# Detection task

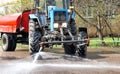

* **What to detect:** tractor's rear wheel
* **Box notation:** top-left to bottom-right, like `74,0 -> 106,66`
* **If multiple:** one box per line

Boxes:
1,33 -> 16,51
70,19 -> 77,36
78,30 -> 88,58
29,20 -> 41,55
63,43 -> 76,55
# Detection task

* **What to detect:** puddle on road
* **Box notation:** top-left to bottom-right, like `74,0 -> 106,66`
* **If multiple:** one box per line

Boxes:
0,52 -> 120,74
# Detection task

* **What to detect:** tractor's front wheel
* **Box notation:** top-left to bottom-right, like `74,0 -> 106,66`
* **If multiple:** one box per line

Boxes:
29,20 -> 41,55
63,43 -> 76,55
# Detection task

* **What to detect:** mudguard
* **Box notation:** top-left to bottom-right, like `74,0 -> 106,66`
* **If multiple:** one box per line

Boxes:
29,14 -> 37,19
29,14 -> 47,26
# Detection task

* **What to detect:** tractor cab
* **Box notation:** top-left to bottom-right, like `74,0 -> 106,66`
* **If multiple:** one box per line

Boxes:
40,0 -> 72,10
32,0 -> 75,31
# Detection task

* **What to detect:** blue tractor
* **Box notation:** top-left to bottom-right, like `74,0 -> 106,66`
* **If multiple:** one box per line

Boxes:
29,0 -> 89,58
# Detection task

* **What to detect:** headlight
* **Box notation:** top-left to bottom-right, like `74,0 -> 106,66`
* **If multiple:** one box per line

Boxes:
62,23 -> 67,28
68,9 -> 71,13
53,23 -> 59,28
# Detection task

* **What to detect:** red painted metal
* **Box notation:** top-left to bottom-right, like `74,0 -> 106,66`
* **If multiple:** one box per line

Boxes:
21,10 -> 31,32
0,13 -> 21,33
0,10 -> 31,33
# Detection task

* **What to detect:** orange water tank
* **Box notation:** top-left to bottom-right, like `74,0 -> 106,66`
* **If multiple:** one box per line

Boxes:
0,13 -> 22,33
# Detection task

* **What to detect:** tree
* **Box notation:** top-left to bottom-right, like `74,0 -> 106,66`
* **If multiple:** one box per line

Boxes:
74,0 -> 119,45
0,0 -> 34,15
21,0 -> 33,11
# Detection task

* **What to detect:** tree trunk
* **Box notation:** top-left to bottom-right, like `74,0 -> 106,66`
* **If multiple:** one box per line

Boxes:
97,29 -> 106,45
97,14 -> 106,46
103,17 -> 115,46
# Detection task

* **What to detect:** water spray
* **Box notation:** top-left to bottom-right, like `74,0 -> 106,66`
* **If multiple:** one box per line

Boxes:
32,47 -> 43,63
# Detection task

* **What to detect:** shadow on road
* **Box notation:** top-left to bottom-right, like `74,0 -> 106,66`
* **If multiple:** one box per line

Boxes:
87,49 -> 120,59
0,56 -> 21,60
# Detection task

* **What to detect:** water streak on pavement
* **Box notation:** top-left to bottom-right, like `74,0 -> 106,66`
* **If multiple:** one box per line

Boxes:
0,52 -> 120,74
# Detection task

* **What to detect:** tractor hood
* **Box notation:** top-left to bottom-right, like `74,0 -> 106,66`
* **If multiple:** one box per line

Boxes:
48,6 -> 69,31
48,6 -> 68,22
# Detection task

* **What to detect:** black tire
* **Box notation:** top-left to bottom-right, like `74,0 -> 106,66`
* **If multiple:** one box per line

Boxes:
78,45 -> 87,58
63,19 -> 77,55
1,33 -> 16,51
29,20 -> 41,55
78,31 -> 87,58
69,19 -> 77,36
11,35 -> 17,50
79,31 -> 87,39
63,43 -> 76,55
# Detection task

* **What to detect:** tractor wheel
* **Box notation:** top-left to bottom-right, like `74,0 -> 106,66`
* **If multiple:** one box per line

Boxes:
79,31 -> 87,39
29,20 -> 41,55
1,33 -> 16,51
63,43 -> 76,55
70,19 -> 77,36
78,31 -> 87,58
78,45 -> 87,58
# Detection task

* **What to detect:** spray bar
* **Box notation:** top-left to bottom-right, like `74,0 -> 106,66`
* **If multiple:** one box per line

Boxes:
40,39 -> 88,45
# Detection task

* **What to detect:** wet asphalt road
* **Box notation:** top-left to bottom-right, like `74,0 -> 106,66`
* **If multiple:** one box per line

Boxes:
0,47 -> 120,74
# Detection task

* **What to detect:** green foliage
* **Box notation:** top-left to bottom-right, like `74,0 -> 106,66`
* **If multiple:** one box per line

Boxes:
90,37 -> 120,47
21,0 -> 33,11
74,0 -> 120,46
0,0 -> 34,15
